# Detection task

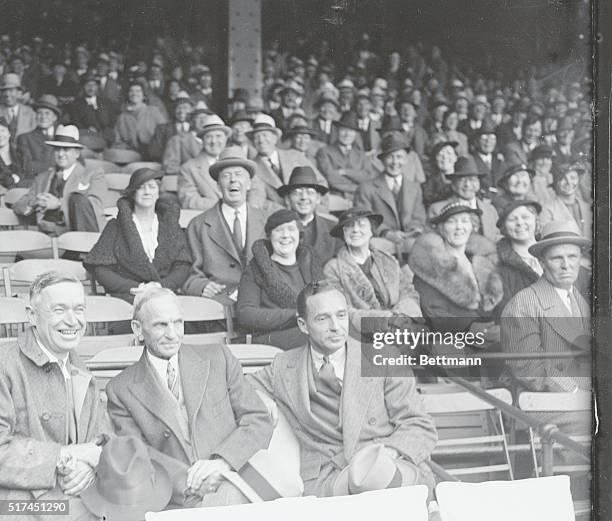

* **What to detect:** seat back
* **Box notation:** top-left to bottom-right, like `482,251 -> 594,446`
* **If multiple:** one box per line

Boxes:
4,259 -> 88,296
123,161 -> 163,175
0,230 -> 53,254
0,295 -> 28,340
85,158 -> 120,174
0,207 -> 20,228
161,174 -> 178,193
53,232 -> 101,258
435,475 -> 575,521
103,173 -> 130,207
422,388 -> 514,480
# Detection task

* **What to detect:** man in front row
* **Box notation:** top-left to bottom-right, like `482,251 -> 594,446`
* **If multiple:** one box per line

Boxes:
0,272 -> 110,520
106,287 -> 274,507
248,280 -> 437,497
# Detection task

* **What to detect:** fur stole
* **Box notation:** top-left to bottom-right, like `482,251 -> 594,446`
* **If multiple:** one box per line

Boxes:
250,239 -> 323,308
496,237 -> 540,283
408,232 -> 503,311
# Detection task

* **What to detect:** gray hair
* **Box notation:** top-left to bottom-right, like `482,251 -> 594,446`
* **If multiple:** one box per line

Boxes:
29,271 -> 83,306
132,287 -> 179,322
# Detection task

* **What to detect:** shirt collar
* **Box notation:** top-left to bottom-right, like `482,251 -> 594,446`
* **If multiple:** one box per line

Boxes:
310,344 -> 347,381
58,162 -> 78,181
221,202 -> 247,220
33,330 -> 70,378
146,349 -> 179,380
385,173 -> 402,190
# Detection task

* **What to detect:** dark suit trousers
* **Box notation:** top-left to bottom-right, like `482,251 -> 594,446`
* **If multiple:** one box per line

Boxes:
67,192 -> 99,232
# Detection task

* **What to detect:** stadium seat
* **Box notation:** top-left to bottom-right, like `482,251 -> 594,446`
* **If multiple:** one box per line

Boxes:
52,231 -> 101,258
0,295 -> 28,342
226,343 -> 282,368
85,158 -> 121,174
161,174 -> 178,193
422,388 -> 514,480
3,259 -> 88,296
177,295 -> 234,343
178,209 -> 203,228
123,161 -> 163,175
103,173 -> 130,207
328,193 -> 353,213
435,475 -> 575,521
0,207 -> 20,228
103,148 -> 142,165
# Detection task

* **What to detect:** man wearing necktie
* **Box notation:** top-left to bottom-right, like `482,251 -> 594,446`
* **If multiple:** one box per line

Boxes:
106,287 -> 274,507
248,280 -> 437,497
0,272 -> 111,520
0,72 -> 36,138
501,220 -> 592,393
148,92 -> 193,162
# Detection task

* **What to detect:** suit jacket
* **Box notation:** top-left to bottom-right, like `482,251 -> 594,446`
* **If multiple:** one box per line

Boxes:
404,124 -> 429,159
470,152 -> 506,188
248,338 -> 437,495
496,122 -> 521,146
69,96 -> 118,139
0,328 -> 110,508
355,116 -> 381,152
253,149 -> 328,210
501,277 -> 591,392
540,194 -> 592,239
502,140 -> 531,166
106,344 -> 273,504
301,213 -> 341,266
99,75 -> 122,104
163,132 -> 202,175
310,118 -> 339,145
16,127 -> 56,179
178,154 -> 266,211
12,162 -> 107,233
0,103 -> 37,138
315,144 -> 376,195
183,202 -> 267,296
353,173 -> 427,237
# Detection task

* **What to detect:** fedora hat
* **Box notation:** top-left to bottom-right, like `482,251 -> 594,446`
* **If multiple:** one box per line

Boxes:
528,220 -> 590,258
496,199 -> 542,229
209,145 -> 257,181
429,140 -> 458,159
45,125 -> 84,148
550,161 -> 585,186
473,117 -> 497,138
230,109 -> 254,126
197,114 -> 232,139
33,94 -> 61,116
332,444 -> 421,496
430,201 -> 482,225
378,115 -> 403,134
314,93 -> 340,109
331,208 -> 383,238
497,163 -> 535,187
529,144 -> 553,161
337,78 -> 355,91
335,112 -> 360,132
377,133 -> 411,160
246,113 -> 283,138
81,436 -> 171,521
277,166 -> 329,197
0,73 -> 23,90
122,167 -> 164,197
284,123 -> 317,138
173,91 -> 193,107
281,80 -> 304,97
447,156 -> 486,178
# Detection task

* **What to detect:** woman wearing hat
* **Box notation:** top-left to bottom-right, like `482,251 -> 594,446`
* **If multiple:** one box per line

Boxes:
84,168 -> 192,303
421,140 -> 458,208
323,208 -> 421,332
430,109 -> 469,158
540,161 -> 592,239
114,82 -> 167,156
0,117 -> 21,190
408,201 -> 503,337
529,145 -> 555,206
236,209 -> 323,349
491,163 -> 537,214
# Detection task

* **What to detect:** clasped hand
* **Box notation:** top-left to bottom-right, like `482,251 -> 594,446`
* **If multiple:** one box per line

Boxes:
185,458 -> 231,499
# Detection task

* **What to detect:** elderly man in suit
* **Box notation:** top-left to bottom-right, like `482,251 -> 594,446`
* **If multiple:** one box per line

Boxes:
353,134 -> 426,249
106,286 -> 274,507
183,148 -> 267,300
68,73 -> 118,149
0,272 -> 111,520
17,94 -> 61,179
316,112 -> 376,198
162,102 -> 210,175
0,73 -> 36,138
12,125 -> 107,235
279,166 -> 340,265
95,53 -> 122,104
310,95 -> 340,145
248,280 -> 437,497
250,113 -> 327,211
148,91 -> 193,162
501,220 -> 591,393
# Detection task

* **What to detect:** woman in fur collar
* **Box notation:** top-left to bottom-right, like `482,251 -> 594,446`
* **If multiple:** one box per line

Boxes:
323,208 -> 421,333
236,209 -> 323,349
84,168 -> 192,302
408,201 -> 503,339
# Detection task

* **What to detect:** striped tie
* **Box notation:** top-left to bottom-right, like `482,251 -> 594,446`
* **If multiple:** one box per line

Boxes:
167,362 -> 180,401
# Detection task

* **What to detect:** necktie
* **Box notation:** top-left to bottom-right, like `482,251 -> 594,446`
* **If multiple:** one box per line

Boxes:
360,119 -> 368,131
393,177 -> 401,195
8,107 -> 16,122
319,356 -> 342,394
568,290 -> 581,317
232,209 -> 243,253
61,360 -> 78,443
167,362 -> 179,401
267,157 -> 282,180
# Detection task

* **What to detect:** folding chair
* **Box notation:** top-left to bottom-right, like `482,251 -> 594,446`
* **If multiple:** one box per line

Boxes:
0,230 -> 54,273
123,161 -> 163,175
517,391 -> 591,477
178,209 -> 203,228
0,207 -> 20,228
177,295 -> 234,344
85,158 -> 121,174
422,388 -> 514,480
52,231 -> 101,258
435,475 -> 575,521
328,193 -> 353,213
86,346 -> 144,384
161,174 -> 178,193
3,259 -> 88,296
227,343 -> 282,369
0,295 -> 29,343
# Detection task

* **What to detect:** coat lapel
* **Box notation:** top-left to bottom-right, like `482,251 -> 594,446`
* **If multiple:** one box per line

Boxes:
128,352 -> 191,459
279,346 -> 313,425
373,174 -> 400,224
70,364 -> 93,439
206,203 -> 241,262
341,338 -> 376,458
178,347 -> 210,425
256,156 -> 283,189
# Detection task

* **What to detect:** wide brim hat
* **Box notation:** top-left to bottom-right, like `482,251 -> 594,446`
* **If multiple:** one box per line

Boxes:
230,109 -> 254,125
122,168 -> 164,197
448,156 -> 488,178
277,166 -> 329,197
197,114 -> 232,139
332,444 -> 421,496
81,458 -> 171,521
284,124 -> 317,138
528,220 -> 591,257
496,199 -> 542,229
335,112 -> 360,132
377,134 -> 411,160
550,161 -> 586,187
246,114 -> 283,138
330,208 -> 383,238
33,95 -> 61,117
497,163 -> 535,187
529,145 -> 554,161
209,146 -> 257,181
429,140 -> 458,159
430,201 -> 482,225
45,125 -> 84,148
314,95 -> 340,109
0,73 -> 23,90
